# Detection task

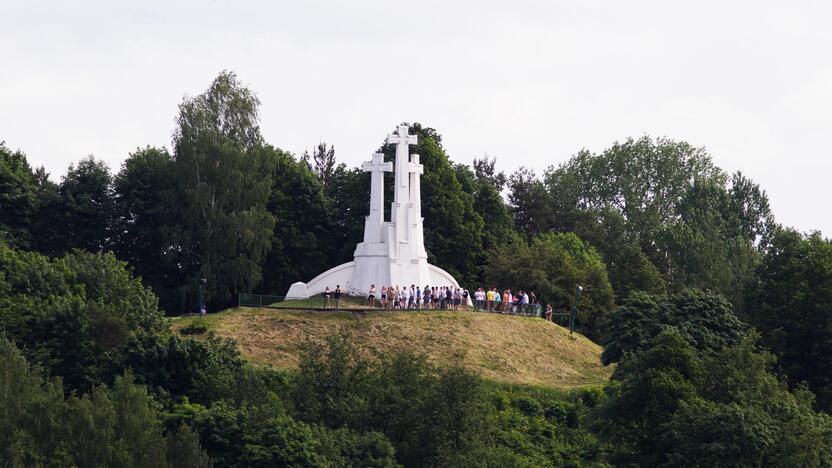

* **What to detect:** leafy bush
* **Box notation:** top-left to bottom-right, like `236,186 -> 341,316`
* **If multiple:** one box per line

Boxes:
0,336 -> 209,467
179,319 -> 209,335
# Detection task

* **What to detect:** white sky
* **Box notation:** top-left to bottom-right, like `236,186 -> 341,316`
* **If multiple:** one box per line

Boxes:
2,1 -> 831,235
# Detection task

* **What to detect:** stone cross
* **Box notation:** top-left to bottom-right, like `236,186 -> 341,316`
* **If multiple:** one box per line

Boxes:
409,154 -> 424,208
361,153 -> 393,242
387,126 -> 418,203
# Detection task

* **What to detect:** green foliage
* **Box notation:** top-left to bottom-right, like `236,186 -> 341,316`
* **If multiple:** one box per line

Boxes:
54,156 -> 116,254
456,157 -> 519,259
170,70 -> 276,311
485,232 -> 614,340
287,333 -> 607,467
327,165 -> 371,262
113,146 -> 180,310
167,424 -> 212,468
573,208 -> 667,298
0,336 -> 209,467
124,331 -> 244,404
547,137 -> 722,246
748,228 -> 832,410
169,395 -> 399,467
0,244 -> 164,391
0,243 -> 244,404
545,137 -> 774,309
657,174 -> 769,310
261,147 -> 335,296
598,330 -> 832,466
602,290 -> 747,365
306,141 -> 337,192
179,318 -> 209,335
0,142 -> 37,249
508,166 -> 552,241
292,334 -> 371,428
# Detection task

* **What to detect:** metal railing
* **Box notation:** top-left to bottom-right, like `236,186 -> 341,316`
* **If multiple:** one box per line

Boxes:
238,293 -> 552,318
238,293 -> 288,308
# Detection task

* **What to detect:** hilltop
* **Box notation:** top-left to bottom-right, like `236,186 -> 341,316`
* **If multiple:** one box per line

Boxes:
172,305 -> 612,389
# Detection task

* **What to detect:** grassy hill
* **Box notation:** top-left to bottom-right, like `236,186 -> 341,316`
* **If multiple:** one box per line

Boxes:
172,306 -> 612,390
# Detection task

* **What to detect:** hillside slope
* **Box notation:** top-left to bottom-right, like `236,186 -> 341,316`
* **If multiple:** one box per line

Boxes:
172,308 -> 612,389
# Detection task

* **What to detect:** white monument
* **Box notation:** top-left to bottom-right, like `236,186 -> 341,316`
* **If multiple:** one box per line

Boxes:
285,125 -> 460,299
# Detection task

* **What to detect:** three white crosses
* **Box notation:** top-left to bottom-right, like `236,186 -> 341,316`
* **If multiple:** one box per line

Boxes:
360,125 -> 426,263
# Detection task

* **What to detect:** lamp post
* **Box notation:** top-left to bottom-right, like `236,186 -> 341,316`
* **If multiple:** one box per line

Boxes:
198,278 -> 207,317
570,285 -> 583,335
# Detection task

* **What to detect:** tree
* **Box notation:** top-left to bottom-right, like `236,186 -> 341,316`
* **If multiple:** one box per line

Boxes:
456,158 -> 518,257
170,70 -> 276,310
50,156 -> 115,254
657,176 -> 765,311
0,244 -> 166,392
574,208 -> 667,298
597,330 -> 832,466
545,138 -> 774,309
601,290 -> 747,366
167,424 -> 212,468
508,167 -> 551,241
291,334 -> 370,429
747,228 -> 832,410
485,232 -> 614,340
0,336 -> 210,467
546,137 -> 722,251
110,371 -> 169,466
327,165 -> 370,262
260,147 -> 335,295
306,141 -> 337,192
113,146 -> 180,311
0,142 -> 37,249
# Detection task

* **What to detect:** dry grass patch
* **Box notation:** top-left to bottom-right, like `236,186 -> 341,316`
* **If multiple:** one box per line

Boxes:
171,308 -> 612,389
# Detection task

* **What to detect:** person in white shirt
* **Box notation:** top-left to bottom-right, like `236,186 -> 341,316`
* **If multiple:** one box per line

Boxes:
368,284 -> 377,307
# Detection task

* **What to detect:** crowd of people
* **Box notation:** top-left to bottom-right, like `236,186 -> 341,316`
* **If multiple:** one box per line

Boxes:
368,284 -> 469,310
321,284 -> 554,320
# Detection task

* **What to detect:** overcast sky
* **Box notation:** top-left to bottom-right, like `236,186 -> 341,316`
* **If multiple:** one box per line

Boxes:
2,1 -> 830,235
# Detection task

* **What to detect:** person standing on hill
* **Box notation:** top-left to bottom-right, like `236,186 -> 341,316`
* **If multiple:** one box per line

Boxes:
334,285 -> 342,309
368,284 -> 377,308
323,286 -> 331,309
493,288 -> 501,312
416,286 -> 422,309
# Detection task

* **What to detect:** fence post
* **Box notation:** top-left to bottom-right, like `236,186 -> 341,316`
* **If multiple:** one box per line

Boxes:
570,285 -> 583,335
258,295 -> 262,308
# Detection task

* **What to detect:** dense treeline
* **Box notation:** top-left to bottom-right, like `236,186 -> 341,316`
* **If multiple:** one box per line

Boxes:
3,70 -> 832,465
1,249 -> 830,465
